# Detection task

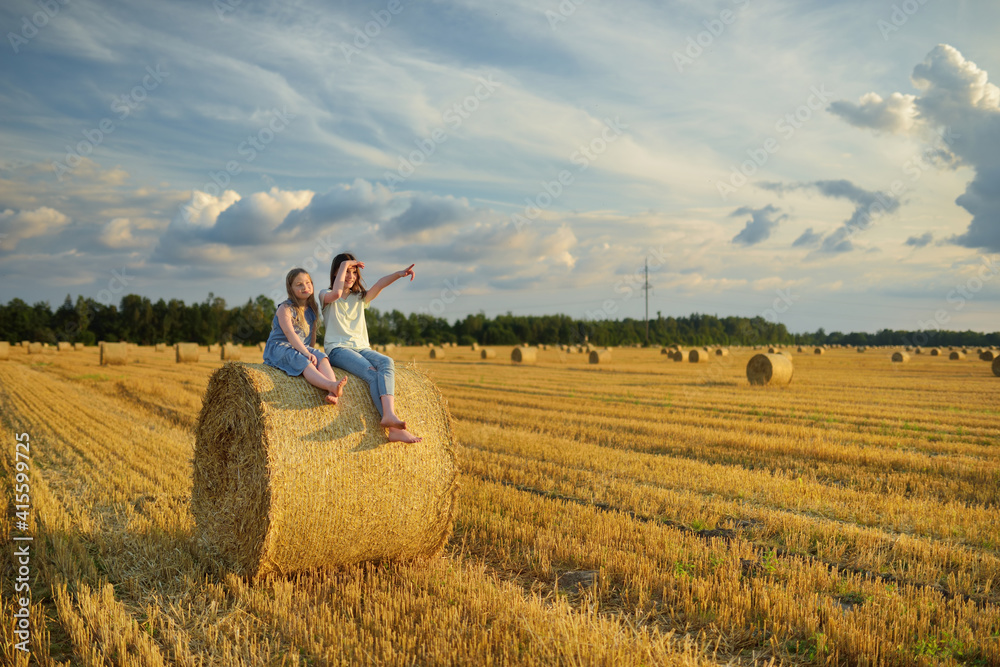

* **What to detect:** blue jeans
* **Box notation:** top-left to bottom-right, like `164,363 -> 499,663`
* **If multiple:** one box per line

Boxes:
326,347 -> 395,417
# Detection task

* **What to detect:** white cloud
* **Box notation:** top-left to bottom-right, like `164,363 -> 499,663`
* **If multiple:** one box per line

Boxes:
0,206 -> 70,249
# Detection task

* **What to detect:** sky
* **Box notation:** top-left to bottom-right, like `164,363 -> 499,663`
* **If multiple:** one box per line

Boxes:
1,0 -> 999,334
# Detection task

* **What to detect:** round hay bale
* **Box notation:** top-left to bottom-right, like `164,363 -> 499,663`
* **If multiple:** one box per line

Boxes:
73,343 -> 84,351
155,343 -> 167,352
767,347 -> 778,354
746,353 -> 793,386
471,343 -> 479,351
258,342 -> 266,352
671,350 -> 686,362
56,342 -> 71,351
778,351 -> 793,360
949,351 -> 966,360
993,357 -> 1000,377
857,346 -> 866,353
100,342 -> 128,366
480,348 -> 496,359
20,341 -> 29,348
511,347 -> 537,364
891,351 -> 910,363
0,342 -> 9,360
589,349 -> 611,364
914,347 -> 922,354
688,349 -> 710,363
192,362 -> 457,579
797,346 -> 805,353
27,342 -> 42,354
429,347 -> 445,359
176,343 -> 200,363
980,350 -> 996,361
660,348 -> 671,355
221,343 -> 241,361
813,348 -> 825,355
715,348 -> 730,357
208,344 -> 219,353
929,348 -> 941,356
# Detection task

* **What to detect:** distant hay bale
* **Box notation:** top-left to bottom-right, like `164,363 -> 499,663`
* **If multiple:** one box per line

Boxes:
208,344 -> 219,353
994,357 -> 1000,377
471,343 -> 479,351
540,344 -> 548,351
857,346 -> 867,353
904,346 -> 912,352
797,346 -> 805,353
814,348 -> 824,355
20,341 -> 29,348
892,351 -> 910,363
192,362 -> 457,579
767,347 -> 778,354
57,342 -> 71,351
429,347 -> 445,359
672,350 -> 686,362
715,348 -> 730,357
949,351 -> 966,360
688,349 -> 710,363
221,343 -> 241,361
100,342 -> 128,366
480,348 -> 496,359
0,342 -> 8,360
914,347 -> 922,354
155,343 -> 167,352
589,349 -> 611,364
661,348 -> 671,355
511,347 -> 537,364
778,351 -> 793,360
929,348 -> 941,356
27,342 -> 42,354
73,343 -> 84,351
176,343 -> 200,363
980,350 -> 996,361
258,342 -> 266,352
746,353 -> 793,386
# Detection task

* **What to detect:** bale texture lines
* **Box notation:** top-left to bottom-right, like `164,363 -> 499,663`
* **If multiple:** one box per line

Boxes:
100,342 -> 128,366
192,362 -> 458,579
511,347 -> 537,364
176,343 -> 200,363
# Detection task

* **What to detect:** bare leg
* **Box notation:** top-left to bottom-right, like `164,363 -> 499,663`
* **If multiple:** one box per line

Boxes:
302,365 -> 347,405
379,394 -> 406,429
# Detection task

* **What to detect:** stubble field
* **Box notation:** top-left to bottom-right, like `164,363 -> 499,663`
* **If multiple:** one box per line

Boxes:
1,344 -> 998,666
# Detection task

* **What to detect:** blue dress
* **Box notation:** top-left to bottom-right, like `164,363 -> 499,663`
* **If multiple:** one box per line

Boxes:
262,300 -> 328,376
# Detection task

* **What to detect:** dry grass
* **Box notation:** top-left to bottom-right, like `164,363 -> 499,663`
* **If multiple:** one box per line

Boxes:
2,345 -> 999,665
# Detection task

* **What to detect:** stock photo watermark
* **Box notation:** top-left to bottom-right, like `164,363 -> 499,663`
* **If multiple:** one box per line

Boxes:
716,85 -> 833,201
382,75 -> 500,192
545,0 -> 588,30
877,0 -> 933,40
511,116 -> 628,231
340,0 -> 408,62
585,246 -> 669,321
11,431 -> 33,653
417,277 -> 462,317
7,0 -> 70,53
52,64 -> 170,181
673,0 -> 750,73
180,108 -> 296,221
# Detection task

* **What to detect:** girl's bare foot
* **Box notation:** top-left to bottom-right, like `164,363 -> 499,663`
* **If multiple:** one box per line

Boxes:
387,427 -> 422,443
326,377 -> 348,404
380,413 -> 406,430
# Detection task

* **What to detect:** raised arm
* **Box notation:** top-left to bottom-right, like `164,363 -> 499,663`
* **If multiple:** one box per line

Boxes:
321,259 -> 365,304
365,264 -> 415,304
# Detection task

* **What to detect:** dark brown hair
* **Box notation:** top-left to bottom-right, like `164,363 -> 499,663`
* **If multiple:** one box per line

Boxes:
330,252 -> 367,299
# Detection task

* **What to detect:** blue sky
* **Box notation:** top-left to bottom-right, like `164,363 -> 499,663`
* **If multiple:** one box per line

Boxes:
2,0 -> 999,333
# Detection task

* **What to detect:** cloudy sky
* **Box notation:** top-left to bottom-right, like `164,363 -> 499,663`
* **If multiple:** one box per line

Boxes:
2,0 -> 999,333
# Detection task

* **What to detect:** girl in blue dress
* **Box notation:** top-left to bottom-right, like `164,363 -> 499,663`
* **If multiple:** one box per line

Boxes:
263,267 -> 347,404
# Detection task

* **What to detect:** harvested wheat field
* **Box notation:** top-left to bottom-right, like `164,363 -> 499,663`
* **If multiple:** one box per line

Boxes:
2,344 -> 999,665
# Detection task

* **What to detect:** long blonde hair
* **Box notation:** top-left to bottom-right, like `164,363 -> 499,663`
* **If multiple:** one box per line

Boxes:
285,268 -> 318,334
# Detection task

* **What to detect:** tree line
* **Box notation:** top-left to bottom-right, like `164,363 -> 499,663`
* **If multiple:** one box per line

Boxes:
1,294 -> 997,349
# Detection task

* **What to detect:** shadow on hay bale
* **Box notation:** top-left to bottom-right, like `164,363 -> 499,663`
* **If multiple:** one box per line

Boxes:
192,362 -> 458,579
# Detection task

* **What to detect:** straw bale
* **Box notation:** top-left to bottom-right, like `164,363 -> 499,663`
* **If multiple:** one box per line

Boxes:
671,350 -> 685,362
813,348 -> 824,355
891,351 -> 910,363
155,343 -> 167,352
661,348 -> 671,355
746,353 -> 793,386
20,341 -> 29,348
857,346 -> 866,353
994,357 -> 1000,377
221,343 -> 241,361
778,351 -> 793,360
0,342 -> 8,360
56,342 -> 71,351
429,347 -> 445,359
767,347 -> 778,354
471,343 -> 479,351
980,350 -> 996,361
589,349 -> 611,364
929,348 -> 941,356
100,342 -> 128,366
511,347 -> 537,364
208,344 -> 219,353
176,343 -> 200,363
797,346 -> 805,353
192,362 -> 457,579
480,348 -> 496,359
27,342 -> 42,354
688,349 -> 710,363
949,351 -> 966,360
914,347 -> 922,354
715,348 -> 730,357
540,344 -> 548,351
